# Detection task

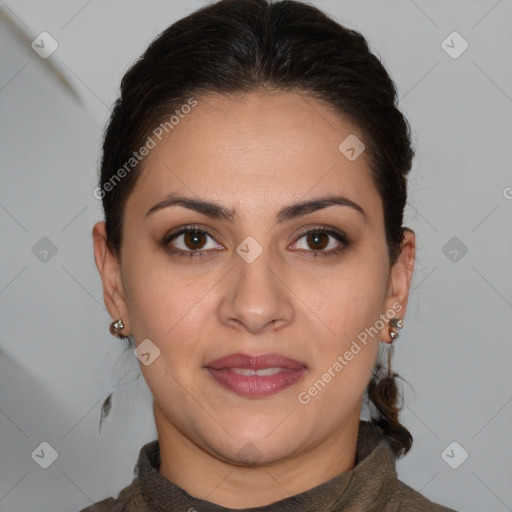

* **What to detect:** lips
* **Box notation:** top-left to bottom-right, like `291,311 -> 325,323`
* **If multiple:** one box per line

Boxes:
205,353 -> 307,397
206,353 -> 307,370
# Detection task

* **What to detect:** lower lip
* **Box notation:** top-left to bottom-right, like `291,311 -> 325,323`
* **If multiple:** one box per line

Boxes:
206,368 -> 307,397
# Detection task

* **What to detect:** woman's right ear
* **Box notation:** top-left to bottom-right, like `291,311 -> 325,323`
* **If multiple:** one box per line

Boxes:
92,221 -> 131,334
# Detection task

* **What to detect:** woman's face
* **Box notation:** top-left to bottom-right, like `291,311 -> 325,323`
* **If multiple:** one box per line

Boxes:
94,91 -> 414,466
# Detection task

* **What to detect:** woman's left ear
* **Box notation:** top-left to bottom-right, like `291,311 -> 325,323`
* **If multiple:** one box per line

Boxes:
382,228 -> 415,342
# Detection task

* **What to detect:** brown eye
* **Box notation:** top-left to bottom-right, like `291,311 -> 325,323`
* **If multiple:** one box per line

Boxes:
291,227 -> 349,258
183,230 -> 208,250
305,231 -> 329,251
162,226 -> 223,258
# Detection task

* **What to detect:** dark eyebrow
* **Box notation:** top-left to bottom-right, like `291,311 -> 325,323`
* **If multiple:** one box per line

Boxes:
277,195 -> 367,223
145,193 -> 367,223
145,194 -> 237,221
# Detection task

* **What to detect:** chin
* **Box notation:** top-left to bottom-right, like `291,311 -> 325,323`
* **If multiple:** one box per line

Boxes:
214,438 -> 299,467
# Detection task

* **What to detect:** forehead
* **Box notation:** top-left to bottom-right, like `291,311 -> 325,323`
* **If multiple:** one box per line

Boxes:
126,91 -> 381,220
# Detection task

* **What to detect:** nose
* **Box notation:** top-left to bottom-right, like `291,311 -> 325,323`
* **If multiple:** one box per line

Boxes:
217,250 -> 295,335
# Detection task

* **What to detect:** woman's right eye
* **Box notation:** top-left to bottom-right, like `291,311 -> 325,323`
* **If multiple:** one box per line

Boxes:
162,227 -> 223,258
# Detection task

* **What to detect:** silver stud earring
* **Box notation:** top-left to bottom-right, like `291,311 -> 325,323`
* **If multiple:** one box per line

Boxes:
109,319 -> 127,339
390,318 -> 404,330
388,318 -> 403,342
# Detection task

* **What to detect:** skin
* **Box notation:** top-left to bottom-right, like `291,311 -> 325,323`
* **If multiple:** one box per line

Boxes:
93,91 -> 415,509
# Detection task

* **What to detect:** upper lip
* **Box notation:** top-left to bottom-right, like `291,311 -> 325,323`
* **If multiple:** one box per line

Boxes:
205,353 -> 307,370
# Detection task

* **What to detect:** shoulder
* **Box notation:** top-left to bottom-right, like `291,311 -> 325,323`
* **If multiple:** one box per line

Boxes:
77,440 -> 159,512
77,483 -> 145,512
355,422 -> 459,511
389,479 -> 459,512
78,497 -> 116,512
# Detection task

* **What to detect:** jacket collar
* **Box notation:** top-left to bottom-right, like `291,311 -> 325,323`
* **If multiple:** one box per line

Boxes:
133,420 -> 398,511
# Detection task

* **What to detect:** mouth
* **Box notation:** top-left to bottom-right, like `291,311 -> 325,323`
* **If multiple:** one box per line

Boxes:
205,353 -> 308,397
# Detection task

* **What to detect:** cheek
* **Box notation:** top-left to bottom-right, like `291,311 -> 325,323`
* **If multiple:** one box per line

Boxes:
123,260 -> 211,397
305,260 -> 389,349
121,239 -> 189,325
304,282 -> 384,396
296,273 -> 385,418
297,249 -> 389,407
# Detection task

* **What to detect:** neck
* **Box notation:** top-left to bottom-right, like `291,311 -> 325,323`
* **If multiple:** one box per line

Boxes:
154,402 -> 360,509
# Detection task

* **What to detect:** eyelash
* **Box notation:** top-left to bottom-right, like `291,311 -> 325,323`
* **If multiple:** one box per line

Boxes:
161,224 -> 350,260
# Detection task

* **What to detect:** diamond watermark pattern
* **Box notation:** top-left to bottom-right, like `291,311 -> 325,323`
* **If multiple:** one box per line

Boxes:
32,237 -> 58,263
236,236 -> 263,263
441,31 -> 468,59
442,236 -> 468,263
237,442 -> 263,464
31,32 -> 59,59
31,442 -> 58,469
441,441 -> 469,469
338,134 -> 365,161
134,338 -> 161,366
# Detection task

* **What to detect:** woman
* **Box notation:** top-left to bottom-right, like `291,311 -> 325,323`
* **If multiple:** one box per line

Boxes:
84,0 -> 457,510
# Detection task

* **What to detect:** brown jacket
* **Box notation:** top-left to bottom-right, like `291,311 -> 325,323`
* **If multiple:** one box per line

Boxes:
79,421 -> 458,511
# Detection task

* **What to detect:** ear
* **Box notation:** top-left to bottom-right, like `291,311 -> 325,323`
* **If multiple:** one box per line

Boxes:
92,221 -> 131,336
381,228 -> 415,343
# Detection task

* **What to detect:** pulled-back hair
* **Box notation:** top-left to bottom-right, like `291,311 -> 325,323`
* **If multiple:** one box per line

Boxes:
98,0 -> 414,457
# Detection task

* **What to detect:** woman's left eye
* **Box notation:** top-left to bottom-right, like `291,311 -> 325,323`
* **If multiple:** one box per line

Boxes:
290,227 -> 349,257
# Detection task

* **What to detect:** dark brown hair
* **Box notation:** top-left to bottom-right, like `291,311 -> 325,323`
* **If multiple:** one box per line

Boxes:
98,0 -> 414,457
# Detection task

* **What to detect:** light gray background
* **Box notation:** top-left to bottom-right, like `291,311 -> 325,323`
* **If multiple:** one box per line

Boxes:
1,1 -> 511,511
